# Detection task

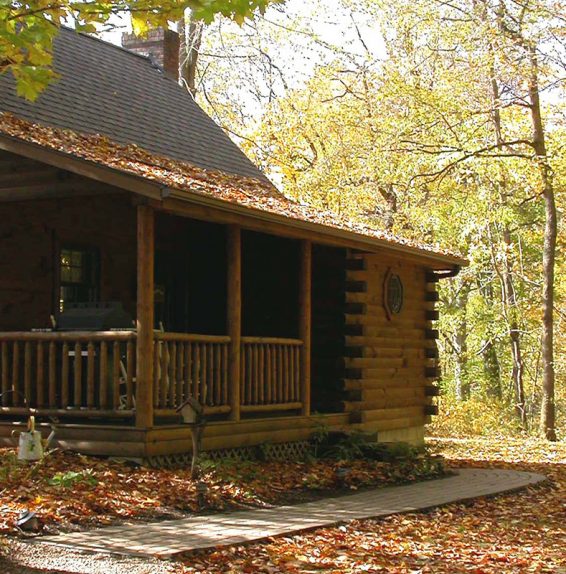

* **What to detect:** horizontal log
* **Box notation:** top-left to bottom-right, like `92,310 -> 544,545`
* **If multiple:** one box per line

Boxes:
425,329 -> 439,340
350,406 -> 424,424
155,332 -> 231,343
425,385 -> 440,397
353,326 -> 425,339
0,331 -> 137,342
345,336 -> 428,348
0,407 -> 135,418
345,315 -> 427,328
425,310 -> 440,321
344,357 -> 424,369
425,271 -> 440,283
341,378 -> 427,391
352,416 -> 426,433
154,405 -> 232,417
344,347 -> 425,360
240,402 -> 302,413
343,395 -> 426,412
241,336 -> 303,346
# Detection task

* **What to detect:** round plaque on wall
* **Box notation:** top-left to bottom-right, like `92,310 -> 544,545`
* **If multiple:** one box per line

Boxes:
384,268 -> 404,319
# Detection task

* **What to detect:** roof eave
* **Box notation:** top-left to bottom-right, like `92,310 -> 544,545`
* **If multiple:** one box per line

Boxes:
0,133 -> 468,269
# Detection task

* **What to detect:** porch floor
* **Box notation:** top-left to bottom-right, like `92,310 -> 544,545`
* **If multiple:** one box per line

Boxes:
37,468 -> 544,558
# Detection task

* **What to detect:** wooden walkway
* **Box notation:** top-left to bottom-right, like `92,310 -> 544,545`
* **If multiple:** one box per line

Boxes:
39,468 -> 545,558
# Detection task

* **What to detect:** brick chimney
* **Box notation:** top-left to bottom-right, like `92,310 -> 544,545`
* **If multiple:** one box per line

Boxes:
121,28 -> 180,81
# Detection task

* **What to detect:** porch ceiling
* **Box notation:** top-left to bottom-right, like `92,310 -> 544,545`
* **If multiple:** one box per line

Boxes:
0,114 -> 467,270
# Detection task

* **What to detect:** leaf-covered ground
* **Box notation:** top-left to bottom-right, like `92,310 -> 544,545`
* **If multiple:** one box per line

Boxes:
0,447 -> 441,534
0,438 -> 564,573
179,438 -> 566,573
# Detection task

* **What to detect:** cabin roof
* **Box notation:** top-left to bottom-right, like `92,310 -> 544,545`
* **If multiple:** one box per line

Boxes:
0,112 -> 466,267
0,27 -> 267,182
0,29 -> 465,267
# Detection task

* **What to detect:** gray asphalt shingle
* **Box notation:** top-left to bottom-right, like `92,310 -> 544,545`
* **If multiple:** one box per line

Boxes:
0,27 -> 267,182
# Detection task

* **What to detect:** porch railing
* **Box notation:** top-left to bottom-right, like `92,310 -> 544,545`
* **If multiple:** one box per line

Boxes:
153,332 -> 231,415
0,331 -> 137,417
240,337 -> 303,412
0,331 -> 304,419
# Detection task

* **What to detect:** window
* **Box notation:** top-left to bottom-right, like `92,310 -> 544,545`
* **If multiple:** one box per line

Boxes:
59,247 -> 100,311
383,268 -> 404,319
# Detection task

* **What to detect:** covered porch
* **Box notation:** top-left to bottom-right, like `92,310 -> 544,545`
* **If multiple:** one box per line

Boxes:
0,166 -> 349,454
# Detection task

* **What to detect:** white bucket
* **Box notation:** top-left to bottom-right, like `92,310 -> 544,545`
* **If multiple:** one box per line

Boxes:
17,430 -> 44,461
14,416 -> 44,461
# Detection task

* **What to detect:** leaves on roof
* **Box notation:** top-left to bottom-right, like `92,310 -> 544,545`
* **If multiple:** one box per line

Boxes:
0,112 -> 464,262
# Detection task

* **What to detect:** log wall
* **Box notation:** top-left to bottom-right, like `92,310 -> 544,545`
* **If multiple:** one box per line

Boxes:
342,251 -> 440,440
0,194 -> 137,330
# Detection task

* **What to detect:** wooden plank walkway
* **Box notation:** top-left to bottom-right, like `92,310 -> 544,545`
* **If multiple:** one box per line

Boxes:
38,468 -> 545,558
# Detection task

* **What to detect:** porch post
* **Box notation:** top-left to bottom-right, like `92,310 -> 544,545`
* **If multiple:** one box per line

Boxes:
299,240 -> 312,416
227,225 -> 241,421
136,204 -> 155,428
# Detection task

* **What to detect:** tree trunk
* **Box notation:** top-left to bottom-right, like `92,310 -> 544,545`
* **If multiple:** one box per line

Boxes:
489,72 -> 526,426
481,339 -> 501,398
528,46 -> 557,441
452,286 -> 470,400
501,227 -> 527,427
177,12 -> 203,97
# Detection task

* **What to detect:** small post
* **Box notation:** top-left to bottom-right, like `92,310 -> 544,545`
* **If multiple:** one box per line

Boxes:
227,225 -> 242,421
299,240 -> 312,416
136,204 -> 155,428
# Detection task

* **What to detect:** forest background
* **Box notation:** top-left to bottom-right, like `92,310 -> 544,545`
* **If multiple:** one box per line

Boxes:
4,0 -> 564,440
166,0 -> 566,441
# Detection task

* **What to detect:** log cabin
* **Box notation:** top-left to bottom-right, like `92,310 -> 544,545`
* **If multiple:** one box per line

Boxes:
0,27 -> 465,460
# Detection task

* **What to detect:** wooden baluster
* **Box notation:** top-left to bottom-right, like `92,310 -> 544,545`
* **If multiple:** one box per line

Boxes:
169,342 -> 177,407
250,344 -> 257,405
283,345 -> 291,403
1,342 -> 8,406
87,341 -> 95,408
258,345 -> 265,405
265,345 -> 272,404
207,344 -> 214,405
99,341 -> 108,409
160,342 -> 169,407
61,342 -> 70,408
278,345 -> 284,403
11,342 -> 20,407
214,344 -> 221,406
153,341 -> 160,408
189,343 -> 193,400
201,344 -> 208,405
222,343 -> 228,405
112,341 -> 121,409
295,345 -> 301,401
36,342 -> 44,407
24,342 -> 32,408
176,343 -> 184,406
74,342 -> 82,407
126,340 -> 135,409
240,343 -> 246,405
49,341 -> 57,408
247,344 -> 253,405
192,343 -> 200,401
